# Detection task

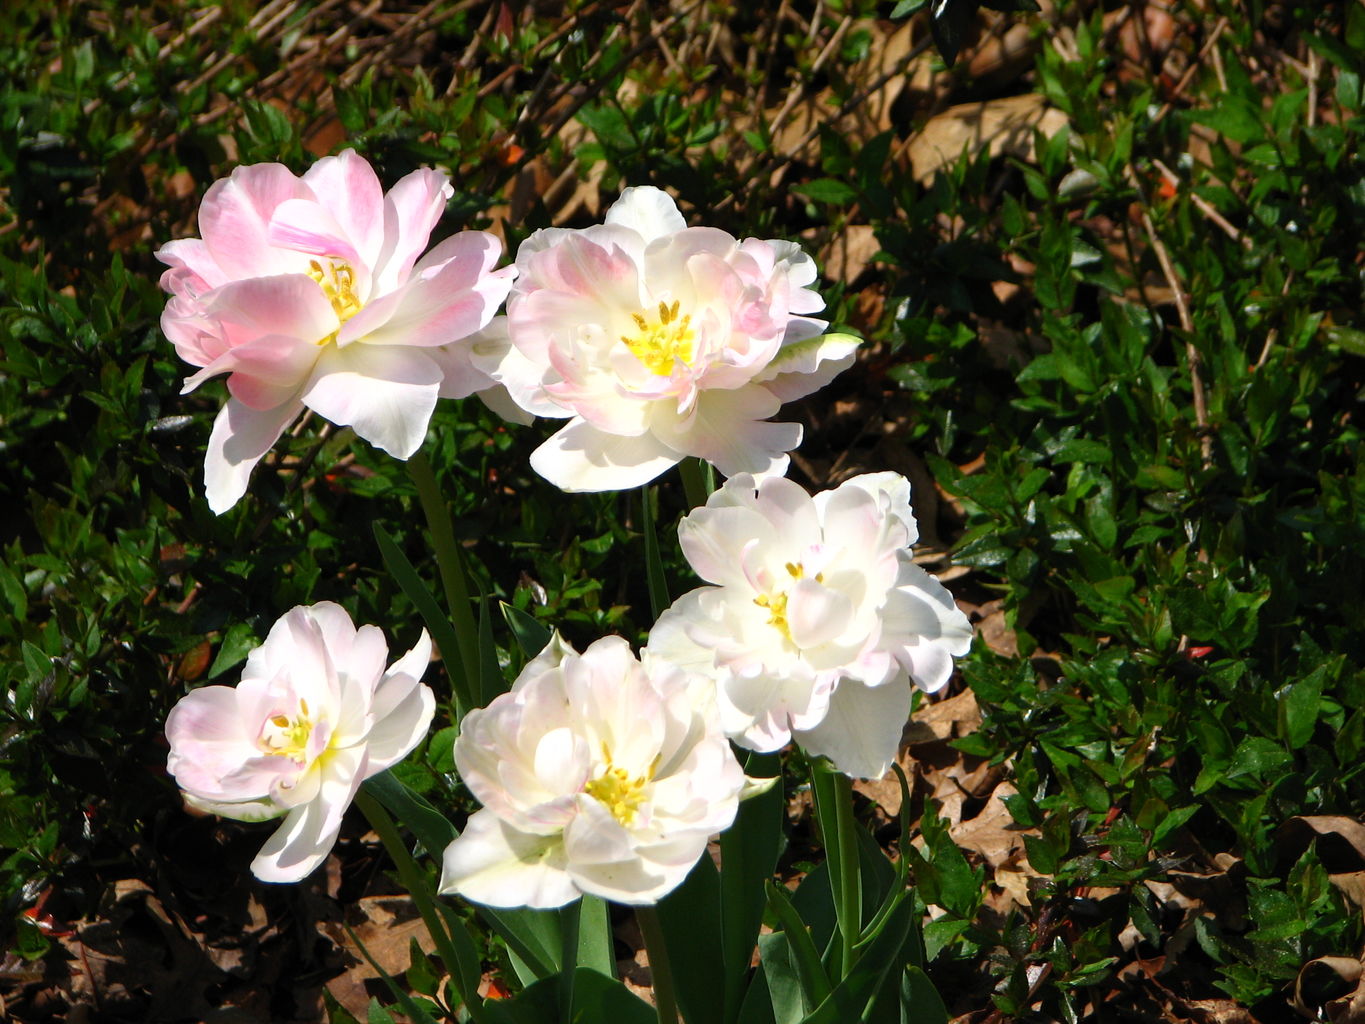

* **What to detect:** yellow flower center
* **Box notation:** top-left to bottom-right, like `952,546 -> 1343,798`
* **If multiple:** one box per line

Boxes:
621,299 -> 695,375
258,699 -> 315,763
584,748 -> 654,825
307,259 -> 363,345
753,562 -> 823,643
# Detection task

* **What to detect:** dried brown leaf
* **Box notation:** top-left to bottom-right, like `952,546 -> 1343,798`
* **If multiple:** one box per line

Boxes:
906,94 -> 1069,183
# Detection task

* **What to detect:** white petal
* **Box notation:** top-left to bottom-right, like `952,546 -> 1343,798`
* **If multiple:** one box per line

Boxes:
203,396 -> 303,514
604,186 -> 686,244
785,579 -> 854,650
439,809 -> 579,909
529,418 -> 681,492
365,676 -> 436,772
302,344 -> 442,457
794,678 -> 911,780
650,386 -> 800,480
645,595 -> 720,676
250,746 -> 365,882
753,331 -> 859,402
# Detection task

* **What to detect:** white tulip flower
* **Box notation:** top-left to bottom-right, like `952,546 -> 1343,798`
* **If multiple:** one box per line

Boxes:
646,473 -> 973,779
440,635 -> 744,908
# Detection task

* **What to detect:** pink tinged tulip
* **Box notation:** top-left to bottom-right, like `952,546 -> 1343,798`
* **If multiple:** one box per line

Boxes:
645,472 -> 974,780
157,150 -> 517,513
473,186 -> 859,491
439,634 -> 745,908
165,603 -> 434,883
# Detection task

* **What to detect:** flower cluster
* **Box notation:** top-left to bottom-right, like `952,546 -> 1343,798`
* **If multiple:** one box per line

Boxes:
160,153 -> 972,907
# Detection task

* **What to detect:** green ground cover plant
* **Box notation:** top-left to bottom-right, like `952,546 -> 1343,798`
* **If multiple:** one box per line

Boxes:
3,1 -> 1365,1021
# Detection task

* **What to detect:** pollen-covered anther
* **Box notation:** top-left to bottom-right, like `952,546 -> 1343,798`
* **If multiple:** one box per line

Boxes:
307,258 -> 363,344
584,752 -> 653,825
620,298 -> 695,375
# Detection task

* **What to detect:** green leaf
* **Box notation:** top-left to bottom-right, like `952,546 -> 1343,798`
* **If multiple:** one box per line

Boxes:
655,855 -> 726,1024
765,880 -> 834,1008
485,968 -> 656,1024
207,621 -> 257,680
1324,325 -> 1365,357
721,753 -> 785,1021
374,523 -> 472,715
641,485 -> 670,621
501,601 -> 552,659
797,893 -> 917,1024
1279,667 -> 1327,750
792,179 -> 859,205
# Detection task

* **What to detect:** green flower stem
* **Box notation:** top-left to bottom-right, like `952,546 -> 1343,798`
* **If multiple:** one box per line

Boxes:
678,456 -> 713,510
813,759 -> 862,978
636,905 -> 680,1024
354,788 -> 488,1024
641,485 -> 670,620
407,450 -> 480,703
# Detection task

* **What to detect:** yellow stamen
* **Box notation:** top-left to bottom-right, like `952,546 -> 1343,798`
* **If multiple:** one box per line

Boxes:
307,259 -> 364,346
756,564 -> 822,641
620,298 -> 695,375
584,747 -> 655,825
754,591 -> 791,641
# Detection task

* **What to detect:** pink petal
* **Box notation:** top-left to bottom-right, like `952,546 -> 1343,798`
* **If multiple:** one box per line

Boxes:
352,234 -> 513,349
156,238 -> 229,292
300,149 -> 386,268
206,274 -> 339,350
199,163 -> 314,279
373,167 -> 452,294
267,198 -> 365,269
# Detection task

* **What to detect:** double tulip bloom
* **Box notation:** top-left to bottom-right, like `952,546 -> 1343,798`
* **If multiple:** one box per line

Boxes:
479,186 -> 859,491
647,473 -> 974,779
157,150 -> 514,512
164,603 -> 435,882
439,635 -> 744,907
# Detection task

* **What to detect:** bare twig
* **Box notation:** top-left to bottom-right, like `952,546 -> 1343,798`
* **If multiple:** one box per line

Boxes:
1129,168 -> 1214,469
1151,16 -> 1229,125
1151,157 -> 1251,249
1253,270 -> 1295,370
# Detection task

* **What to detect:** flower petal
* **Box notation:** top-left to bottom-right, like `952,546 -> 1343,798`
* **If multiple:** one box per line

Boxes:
529,418 -> 681,491
299,149 -> 386,269
250,745 -> 367,882
198,163 -> 314,280
203,396 -> 303,514
356,234 -> 513,349
266,198 -> 365,269
650,386 -> 800,480
439,809 -> 579,909
302,344 -> 442,457
604,185 -> 687,244
794,677 -> 911,780
365,675 -> 436,771
753,330 -> 858,402
373,167 -> 452,294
